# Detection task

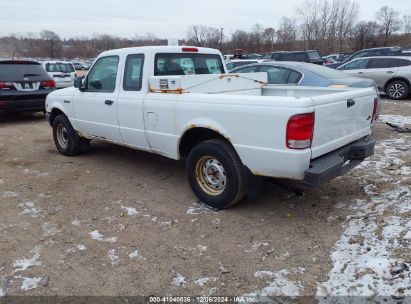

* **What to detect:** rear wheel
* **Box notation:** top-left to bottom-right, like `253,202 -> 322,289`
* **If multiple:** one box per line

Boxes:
386,80 -> 409,100
53,114 -> 81,156
186,139 -> 246,209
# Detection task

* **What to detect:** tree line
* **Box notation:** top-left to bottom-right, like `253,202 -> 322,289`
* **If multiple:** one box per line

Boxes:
0,0 -> 410,59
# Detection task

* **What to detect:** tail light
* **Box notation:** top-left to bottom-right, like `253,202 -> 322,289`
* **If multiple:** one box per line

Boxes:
371,97 -> 378,123
40,80 -> 56,89
286,113 -> 315,149
0,81 -> 14,90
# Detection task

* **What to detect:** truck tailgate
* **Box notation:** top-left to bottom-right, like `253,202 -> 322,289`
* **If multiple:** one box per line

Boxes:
311,88 -> 376,159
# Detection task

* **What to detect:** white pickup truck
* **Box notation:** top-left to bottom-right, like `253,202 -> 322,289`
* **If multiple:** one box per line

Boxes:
45,46 -> 377,209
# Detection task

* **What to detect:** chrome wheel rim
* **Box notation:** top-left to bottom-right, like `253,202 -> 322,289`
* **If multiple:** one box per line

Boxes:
389,84 -> 405,99
56,124 -> 68,149
195,156 -> 227,196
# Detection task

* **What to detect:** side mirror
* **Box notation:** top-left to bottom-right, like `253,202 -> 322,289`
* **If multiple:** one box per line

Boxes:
74,77 -> 85,91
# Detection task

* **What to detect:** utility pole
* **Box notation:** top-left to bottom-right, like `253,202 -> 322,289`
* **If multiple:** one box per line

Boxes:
220,27 -> 224,51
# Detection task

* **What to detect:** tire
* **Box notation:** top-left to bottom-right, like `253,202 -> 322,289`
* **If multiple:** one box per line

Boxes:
186,139 -> 246,209
52,114 -> 81,156
386,80 -> 409,100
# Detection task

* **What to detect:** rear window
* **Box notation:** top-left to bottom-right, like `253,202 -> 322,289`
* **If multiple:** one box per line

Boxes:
302,63 -> 350,79
308,51 -> 322,61
46,63 -> 74,73
0,61 -> 49,81
155,53 -> 224,76
395,59 -> 411,67
368,58 -> 397,69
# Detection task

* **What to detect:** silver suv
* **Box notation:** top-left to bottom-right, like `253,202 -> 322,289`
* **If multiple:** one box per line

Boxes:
337,56 -> 411,100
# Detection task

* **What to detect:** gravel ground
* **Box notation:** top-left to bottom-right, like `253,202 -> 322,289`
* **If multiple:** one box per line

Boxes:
0,98 -> 410,301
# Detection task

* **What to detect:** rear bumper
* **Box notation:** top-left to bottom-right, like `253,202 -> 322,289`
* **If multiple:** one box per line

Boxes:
0,90 -> 53,112
303,136 -> 375,187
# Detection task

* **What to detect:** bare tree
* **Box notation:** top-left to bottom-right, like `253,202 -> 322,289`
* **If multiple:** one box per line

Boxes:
376,6 -> 402,46
276,17 -> 298,50
187,25 -> 223,49
262,27 -> 276,51
351,21 -> 381,50
404,15 -> 411,34
39,30 -> 61,58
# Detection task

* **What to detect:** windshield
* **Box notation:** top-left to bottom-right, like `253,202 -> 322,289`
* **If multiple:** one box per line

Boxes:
301,63 -> 350,79
155,53 -> 224,75
46,63 -> 75,73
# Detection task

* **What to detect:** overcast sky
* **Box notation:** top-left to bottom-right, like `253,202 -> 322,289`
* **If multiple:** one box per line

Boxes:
1,0 -> 410,39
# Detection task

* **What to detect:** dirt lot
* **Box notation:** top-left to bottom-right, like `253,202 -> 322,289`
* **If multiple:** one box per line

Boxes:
0,99 -> 410,300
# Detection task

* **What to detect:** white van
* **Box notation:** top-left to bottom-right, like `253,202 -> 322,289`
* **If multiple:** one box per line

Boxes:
40,61 -> 76,89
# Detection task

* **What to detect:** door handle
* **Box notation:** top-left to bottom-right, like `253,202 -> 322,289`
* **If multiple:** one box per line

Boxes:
347,99 -> 356,108
105,100 -> 114,105
358,72 -> 363,74
387,71 -> 394,74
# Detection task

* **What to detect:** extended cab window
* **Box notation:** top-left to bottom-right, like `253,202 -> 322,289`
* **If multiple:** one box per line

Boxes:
86,56 -> 119,92
123,54 -> 144,91
155,53 -> 224,76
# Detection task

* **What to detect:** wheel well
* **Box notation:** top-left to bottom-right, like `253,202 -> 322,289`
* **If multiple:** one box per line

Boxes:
179,127 -> 231,158
384,77 -> 411,92
50,108 -> 65,125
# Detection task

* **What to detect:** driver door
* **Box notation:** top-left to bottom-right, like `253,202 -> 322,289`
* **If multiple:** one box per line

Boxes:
72,56 -> 123,143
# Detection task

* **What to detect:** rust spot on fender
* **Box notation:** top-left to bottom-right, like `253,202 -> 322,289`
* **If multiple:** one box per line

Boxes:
253,171 -> 263,176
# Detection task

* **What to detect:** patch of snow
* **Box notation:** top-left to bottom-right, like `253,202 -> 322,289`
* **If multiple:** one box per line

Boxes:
245,242 -> 269,253
121,206 -> 139,216
42,223 -> 60,237
107,249 -> 119,265
13,247 -> 41,272
71,219 -> 81,226
195,277 -> 210,287
128,249 -> 144,260
21,277 -> 42,291
317,187 -> 411,298
89,230 -> 117,243
254,271 -> 274,278
172,273 -> 186,287
2,191 -> 19,198
19,201 -> 41,218
244,268 -> 304,298
66,244 -> 87,253
378,114 -> 411,127
186,203 -> 215,215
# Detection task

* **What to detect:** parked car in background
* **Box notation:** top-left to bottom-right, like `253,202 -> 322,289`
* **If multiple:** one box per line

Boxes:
72,62 -> 88,70
0,60 -> 55,113
262,51 -> 286,60
243,53 -> 263,59
230,61 -> 378,89
328,46 -> 403,69
262,50 -> 323,65
40,61 -> 76,88
225,59 -> 262,71
324,53 -> 346,62
322,57 -> 337,65
337,56 -> 411,100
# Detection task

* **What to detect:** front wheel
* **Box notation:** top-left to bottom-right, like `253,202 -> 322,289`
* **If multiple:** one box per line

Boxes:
52,114 -> 81,156
386,80 -> 409,100
186,139 -> 246,209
